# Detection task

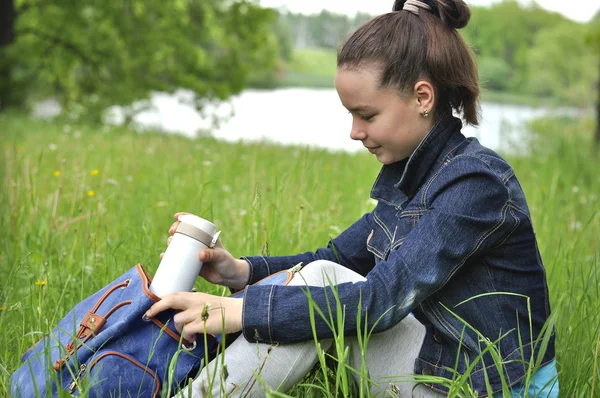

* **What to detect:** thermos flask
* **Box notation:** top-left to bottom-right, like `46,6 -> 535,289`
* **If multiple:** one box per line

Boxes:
149,214 -> 220,297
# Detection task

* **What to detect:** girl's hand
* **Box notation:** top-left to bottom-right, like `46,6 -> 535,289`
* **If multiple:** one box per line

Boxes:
145,292 -> 243,342
160,212 -> 250,290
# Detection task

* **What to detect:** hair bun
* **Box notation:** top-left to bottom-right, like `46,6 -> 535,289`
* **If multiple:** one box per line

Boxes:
435,0 -> 471,29
392,0 -> 471,30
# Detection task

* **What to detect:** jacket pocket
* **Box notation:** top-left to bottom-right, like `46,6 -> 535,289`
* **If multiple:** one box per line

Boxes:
366,212 -> 393,261
68,351 -> 161,397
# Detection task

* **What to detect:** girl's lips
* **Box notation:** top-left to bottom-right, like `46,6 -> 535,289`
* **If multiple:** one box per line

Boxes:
367,146 -> 380,154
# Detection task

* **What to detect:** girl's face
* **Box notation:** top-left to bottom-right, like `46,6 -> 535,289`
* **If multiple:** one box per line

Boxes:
334,66 -> 434,165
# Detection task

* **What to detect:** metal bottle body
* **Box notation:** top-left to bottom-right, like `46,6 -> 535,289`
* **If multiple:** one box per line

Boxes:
149,215 -> 217,297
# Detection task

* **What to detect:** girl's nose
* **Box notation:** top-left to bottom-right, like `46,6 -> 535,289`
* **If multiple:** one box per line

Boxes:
350,121 -> 367,141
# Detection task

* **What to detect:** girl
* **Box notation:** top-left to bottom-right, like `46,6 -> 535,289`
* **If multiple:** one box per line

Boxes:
146,0 -> 558,396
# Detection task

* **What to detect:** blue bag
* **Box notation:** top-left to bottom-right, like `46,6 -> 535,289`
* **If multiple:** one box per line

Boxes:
10,264 -> 296,397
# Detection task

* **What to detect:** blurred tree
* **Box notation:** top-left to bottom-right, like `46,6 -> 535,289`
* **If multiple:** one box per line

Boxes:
248,10 -> 293,88
280,10 -> 370,50
588,11 -> 600,145
525,21 -> 598,106
477,56 -> 512,91
464,1 -> 566,91
0,0 -> 280,121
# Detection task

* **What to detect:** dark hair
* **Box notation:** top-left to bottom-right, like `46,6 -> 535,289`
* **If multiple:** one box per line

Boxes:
337,0 -> 480,125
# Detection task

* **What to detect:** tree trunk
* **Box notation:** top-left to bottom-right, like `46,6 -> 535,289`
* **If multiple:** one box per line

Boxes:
0,0 -> 15,111
0,0 -> 15,46
1,0 -> 16,109
596,57 -> 600,146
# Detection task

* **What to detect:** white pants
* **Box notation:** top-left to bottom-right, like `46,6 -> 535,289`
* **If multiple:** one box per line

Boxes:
176,260 -> 438,397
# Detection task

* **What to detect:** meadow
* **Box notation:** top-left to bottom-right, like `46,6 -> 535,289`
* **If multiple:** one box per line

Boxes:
0,111 -> 598,397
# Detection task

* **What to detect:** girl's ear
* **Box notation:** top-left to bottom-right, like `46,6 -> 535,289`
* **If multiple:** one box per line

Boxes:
413,80 -> 435,114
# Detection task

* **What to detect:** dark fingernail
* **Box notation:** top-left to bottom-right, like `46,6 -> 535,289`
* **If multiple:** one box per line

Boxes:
142,313 -> 151,322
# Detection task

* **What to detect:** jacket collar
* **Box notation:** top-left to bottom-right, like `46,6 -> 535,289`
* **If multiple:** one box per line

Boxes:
370,115 -> 463,208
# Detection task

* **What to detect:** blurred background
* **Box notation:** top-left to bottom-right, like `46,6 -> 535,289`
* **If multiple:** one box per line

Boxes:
0,0 -> 598,152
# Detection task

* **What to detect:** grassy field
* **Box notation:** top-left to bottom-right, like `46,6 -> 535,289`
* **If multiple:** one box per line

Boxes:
0,111 -> 598,396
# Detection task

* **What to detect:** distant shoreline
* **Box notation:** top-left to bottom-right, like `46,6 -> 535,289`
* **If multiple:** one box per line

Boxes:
252,73 -> 584,109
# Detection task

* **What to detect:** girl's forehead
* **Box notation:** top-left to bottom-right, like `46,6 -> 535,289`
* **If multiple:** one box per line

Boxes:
335,67 -> 380,96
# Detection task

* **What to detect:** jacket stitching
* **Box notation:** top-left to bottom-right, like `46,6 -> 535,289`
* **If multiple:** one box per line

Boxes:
366,244 -> 385,260
427,301 -> 471,352
390,238 -> 406,251
267,284 -> 275,343
373,211 -> 393,241
494,205 -> 520,248
398,209 -> 426,217
422,338 -> 551,375
510,205 -> 551,317
502,169 -> 515,184
241,286 -> 249,339
419,201 -> 510,308
260,256 -> 271,276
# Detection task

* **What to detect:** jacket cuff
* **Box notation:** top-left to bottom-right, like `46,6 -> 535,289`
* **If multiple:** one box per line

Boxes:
241,284 -> 276,344
240,256 -> 271,284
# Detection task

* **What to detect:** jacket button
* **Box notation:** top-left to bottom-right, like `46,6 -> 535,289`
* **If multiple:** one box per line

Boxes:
433,333 -> 442,343
422,367 -> 433,376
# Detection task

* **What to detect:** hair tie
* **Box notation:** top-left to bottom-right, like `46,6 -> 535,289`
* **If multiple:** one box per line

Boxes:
403,0 -> 432,15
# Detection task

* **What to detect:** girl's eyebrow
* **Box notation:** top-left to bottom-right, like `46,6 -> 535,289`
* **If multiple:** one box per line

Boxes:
347,105 -> 375,113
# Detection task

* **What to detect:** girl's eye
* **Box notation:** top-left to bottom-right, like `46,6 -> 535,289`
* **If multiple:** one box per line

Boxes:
348,111 -> 375,122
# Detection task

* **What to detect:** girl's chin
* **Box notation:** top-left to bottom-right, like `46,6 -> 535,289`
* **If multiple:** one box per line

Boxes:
377,152 -> 408,165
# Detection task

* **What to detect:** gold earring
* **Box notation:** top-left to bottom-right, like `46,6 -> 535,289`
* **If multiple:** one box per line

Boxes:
423,109 -> 429,118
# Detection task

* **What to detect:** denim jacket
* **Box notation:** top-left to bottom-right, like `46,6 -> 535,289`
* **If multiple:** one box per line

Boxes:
241,115 -> 555,396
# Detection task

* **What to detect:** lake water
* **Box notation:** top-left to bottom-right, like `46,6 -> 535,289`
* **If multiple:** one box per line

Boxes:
51,88 -> 579,154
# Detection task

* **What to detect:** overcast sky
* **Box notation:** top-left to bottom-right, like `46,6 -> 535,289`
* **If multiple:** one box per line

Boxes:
259,0 -> 598,23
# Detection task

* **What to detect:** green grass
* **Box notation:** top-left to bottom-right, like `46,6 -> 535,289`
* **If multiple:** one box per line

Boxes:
0,112 -> 598,396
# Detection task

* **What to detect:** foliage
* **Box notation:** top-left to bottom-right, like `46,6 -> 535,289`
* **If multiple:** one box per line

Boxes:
279,10 -> 372,50
0,0 -> 280,120
274,1 -> 599,108
525,22 -> 598,106
477,56 -> 512,92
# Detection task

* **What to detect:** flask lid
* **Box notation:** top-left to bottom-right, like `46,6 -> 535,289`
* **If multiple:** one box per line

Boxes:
175,215 -> 220,247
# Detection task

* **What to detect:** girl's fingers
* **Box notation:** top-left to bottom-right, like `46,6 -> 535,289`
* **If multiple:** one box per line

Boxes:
167,236 -> 173,245
173,313 -> 199,342
168,221 -> 179,234
146,292 -> 188,318
159,252 -> 164,259
173,212 -> 190,220
173,310 -> 195,334
200,248 -> 223,262
182,323 -> 198,343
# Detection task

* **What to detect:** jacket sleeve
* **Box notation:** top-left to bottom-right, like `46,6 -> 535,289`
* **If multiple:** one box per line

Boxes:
241,156 -> 516,344
242,212 -> 376,284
